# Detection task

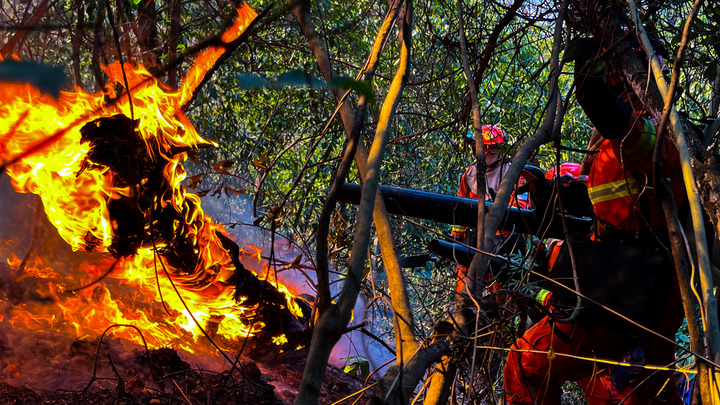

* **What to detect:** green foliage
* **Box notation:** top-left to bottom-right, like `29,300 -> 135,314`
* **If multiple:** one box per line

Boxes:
561,381 -> 588,405
342,355 -> 370,379
236,69 -> 375,101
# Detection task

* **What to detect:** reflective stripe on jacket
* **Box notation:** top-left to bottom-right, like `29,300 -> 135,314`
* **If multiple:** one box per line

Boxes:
588,177 -> 640,205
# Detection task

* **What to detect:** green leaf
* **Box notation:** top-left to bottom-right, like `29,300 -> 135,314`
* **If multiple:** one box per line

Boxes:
0,61 -> 67,97
276,69 -> 324,87
343,363 -> 358,374
236,73 -> 269,89
328,76 -> 375,102
341,356 -> 370,378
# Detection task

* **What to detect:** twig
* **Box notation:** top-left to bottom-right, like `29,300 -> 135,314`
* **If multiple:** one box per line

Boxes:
171,378 -> 194,405
80,324 -> 156,395
330,382 -> 378,405
107,353 -> 125,394
0,0 -> 49,57
359,327 -> 397,356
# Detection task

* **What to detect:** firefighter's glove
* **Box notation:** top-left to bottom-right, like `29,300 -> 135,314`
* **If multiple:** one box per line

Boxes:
565,37 -> 605,76
535,288 -> 553,306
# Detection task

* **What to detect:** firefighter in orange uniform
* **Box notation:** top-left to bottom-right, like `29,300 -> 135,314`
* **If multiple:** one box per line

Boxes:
503,35 -> 684,405
452,124 -> 528,293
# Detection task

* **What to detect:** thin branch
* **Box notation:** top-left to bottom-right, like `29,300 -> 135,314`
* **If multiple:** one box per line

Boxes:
456,0 -> 486,396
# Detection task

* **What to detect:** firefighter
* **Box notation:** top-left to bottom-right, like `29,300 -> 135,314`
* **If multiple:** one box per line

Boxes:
503,34 -> 684,405
540,162 -> 592,269
453,124 -> 516,203
452,124 -> 528,292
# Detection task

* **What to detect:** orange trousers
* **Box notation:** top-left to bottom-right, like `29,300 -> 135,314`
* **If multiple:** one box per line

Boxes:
503,316 -> 683,404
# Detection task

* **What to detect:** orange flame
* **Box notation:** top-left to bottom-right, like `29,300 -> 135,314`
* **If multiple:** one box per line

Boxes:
0,4 -> 304,352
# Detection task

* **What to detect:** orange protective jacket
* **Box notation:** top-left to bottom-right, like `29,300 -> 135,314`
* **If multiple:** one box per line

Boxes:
587,112 -> 685,238
451,164 -> 529,239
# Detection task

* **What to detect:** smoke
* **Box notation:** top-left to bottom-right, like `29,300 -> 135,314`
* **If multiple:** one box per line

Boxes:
195,189 -> 316,298
329,296 -> 396,374
195,188 -> 395,371
0,175 -> 118,391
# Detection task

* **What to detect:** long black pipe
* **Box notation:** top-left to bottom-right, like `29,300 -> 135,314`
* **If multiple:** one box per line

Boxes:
428,238 -> 475,267
336,183 -> 592,239
428,239 -> 517,283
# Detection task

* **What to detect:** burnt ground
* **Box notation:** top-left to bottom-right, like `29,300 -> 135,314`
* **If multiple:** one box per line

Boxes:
0,346 -> 373,404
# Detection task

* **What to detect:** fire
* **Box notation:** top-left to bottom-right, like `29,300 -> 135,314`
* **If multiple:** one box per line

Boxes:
272,334 -> 288,346
0,4 -> 306,353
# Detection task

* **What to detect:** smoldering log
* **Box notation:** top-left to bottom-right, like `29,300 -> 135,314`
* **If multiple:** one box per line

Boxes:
77,114 -> 309,349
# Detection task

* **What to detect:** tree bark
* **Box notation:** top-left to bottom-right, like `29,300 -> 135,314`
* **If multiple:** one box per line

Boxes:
458,0 -> 488,285
92,4 -> 107,91
135,0 -> 161,76
287,0 -> 415,357
167,0 -> 182,90
368,340 -> 450,405
657,179 -> 715,405
712,63 -> 720,118
111,0 -> 135,63
71,0 -> 86,88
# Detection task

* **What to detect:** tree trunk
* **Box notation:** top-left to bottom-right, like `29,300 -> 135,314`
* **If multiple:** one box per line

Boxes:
712,63 -> 720,118
369,341 -> 449,405
71,0 -> 86,88
135,0 -> 161,76
92,5 -> 107,91
167,0 -> 182,90
294,1 -> 414,402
